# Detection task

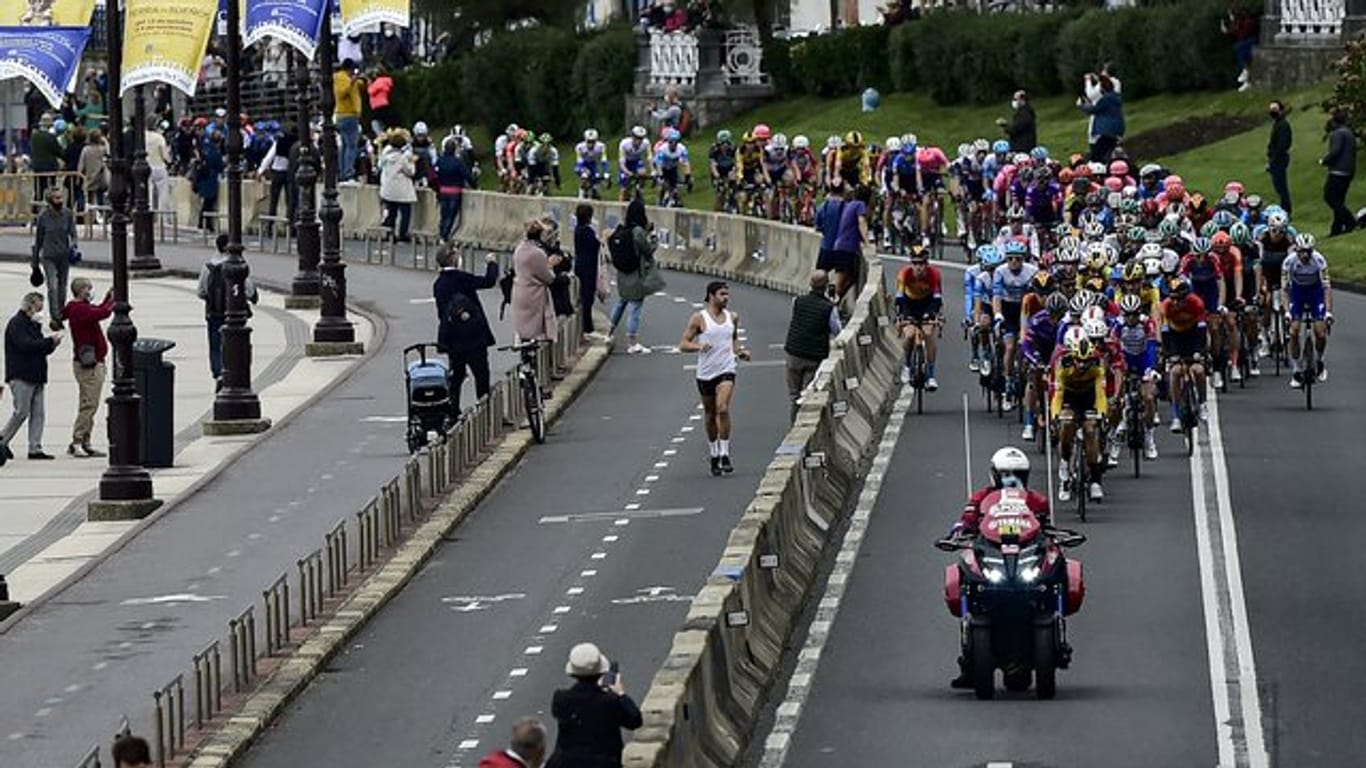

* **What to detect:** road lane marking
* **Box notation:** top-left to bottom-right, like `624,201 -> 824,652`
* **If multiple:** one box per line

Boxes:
475,714 -> 495,724
492,690 -> 511,700
758,385 -> 911,768
1191,392 -> 1270,768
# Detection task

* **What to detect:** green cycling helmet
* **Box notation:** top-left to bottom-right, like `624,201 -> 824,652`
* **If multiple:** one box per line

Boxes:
1127,225 -> 1147,242
1119,199 -> 1140,215
717,129 -> 732,143
1200,220 -> 1219,238
1157,218 -> 1180,238
538,132 -> 553,145
1229,221 -> 1251,245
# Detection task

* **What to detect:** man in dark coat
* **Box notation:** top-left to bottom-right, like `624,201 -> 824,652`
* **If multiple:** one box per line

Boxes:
1003,90 -> 1037,153
434,246 -> 500,418
2,292 -> 63,464
547,643 -> 642,768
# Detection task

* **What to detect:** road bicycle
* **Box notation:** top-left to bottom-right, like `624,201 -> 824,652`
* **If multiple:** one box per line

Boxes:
1121,373 -> 1147,478
1291,309 -> 1325,411
1169,355 -> 1203,457
497,340 -> 546,444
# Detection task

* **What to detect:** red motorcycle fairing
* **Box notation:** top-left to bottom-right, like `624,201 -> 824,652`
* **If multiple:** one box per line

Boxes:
978,488 -> 1044,545
944,564 -> 962,617
1066,559 -> 1085,615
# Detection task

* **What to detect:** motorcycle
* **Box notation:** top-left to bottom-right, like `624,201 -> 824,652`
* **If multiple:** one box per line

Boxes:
936,488 -> 1086,699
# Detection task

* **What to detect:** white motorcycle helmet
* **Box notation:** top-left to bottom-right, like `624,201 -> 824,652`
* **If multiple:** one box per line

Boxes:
989,447 -> 1031,489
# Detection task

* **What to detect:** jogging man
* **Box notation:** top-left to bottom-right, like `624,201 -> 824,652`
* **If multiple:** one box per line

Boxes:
679,282 -> 751,476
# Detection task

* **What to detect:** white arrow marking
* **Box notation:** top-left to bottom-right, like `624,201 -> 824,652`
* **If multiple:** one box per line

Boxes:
121,594 -> 226,606
442,593 -> 526,613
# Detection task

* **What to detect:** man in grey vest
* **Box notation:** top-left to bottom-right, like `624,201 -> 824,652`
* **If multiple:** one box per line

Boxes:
783,270 -> 842,422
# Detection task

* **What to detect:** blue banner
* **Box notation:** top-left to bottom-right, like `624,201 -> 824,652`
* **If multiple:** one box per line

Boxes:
244,0 -> 330,60
0,26 -> 91,108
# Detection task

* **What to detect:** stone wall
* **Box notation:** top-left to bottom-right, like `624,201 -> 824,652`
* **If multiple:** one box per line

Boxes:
1250,43 -> 1344,92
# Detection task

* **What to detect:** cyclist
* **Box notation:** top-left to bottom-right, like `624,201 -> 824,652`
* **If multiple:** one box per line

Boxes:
895,247 -> 944,391
1115,256 -> 1162,323
525,133 -> 560,194
708,130 -> 738,212
995,205 -> 1040,260
1020,291 -> 1068,441
618,125 -> 653,201
967,244 -> 1001,373
916,141 -> 951,244
1254,209 -> 1295,356
993,240 -> 1039,411
1211,231 -> 1245,382
493,123 -> 519,192
1180,237 -> 1227,389
1051,327 -> 1107,503
1021,270 -> 1053,323
1137,164 -> 1166,200
574,129 -> 609,199
835,130 -> 870,190
653,128 -> 692,207
1160,276 -> 1210,430
736,127 -> 768,214
1114,294 -> 1161,460
1282,232 -> 1333,387
762,132 -> 798,220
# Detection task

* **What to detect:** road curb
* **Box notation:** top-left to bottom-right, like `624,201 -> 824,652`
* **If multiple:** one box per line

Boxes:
0,256 -> 388,634
181,340 -> 613,768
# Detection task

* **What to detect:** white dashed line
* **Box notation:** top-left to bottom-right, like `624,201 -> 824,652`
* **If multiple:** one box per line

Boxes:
90,662 -> 106,671
458,740 -> 479,750
614,519 -> 630,527
64,684 -> 82,693
624,503 -> 641,510
670,437 -> 686,443
635,488 -> 650,496
476,714 -> 496,724
553,606 -> 571,614
603,535 -> 619,543
663,449 -> 678,456
689,414 -> 702,421
492,690 -> 512,700
33,708 -> 51,718
645,475 -> 660,482
654,461 -> 669,468
7,734 -> 24,742
226,550 -> 241,558
580,570 -> 598,577
680,426 -> 694,433
539,625 -> 558,634
590,552 -> 607,560
510,668 -> 528,678
567,587 -> 585,596
524,646 -> 543,655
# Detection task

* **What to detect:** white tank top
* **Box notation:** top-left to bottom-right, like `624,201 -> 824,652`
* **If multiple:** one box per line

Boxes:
695,309 -> 737,381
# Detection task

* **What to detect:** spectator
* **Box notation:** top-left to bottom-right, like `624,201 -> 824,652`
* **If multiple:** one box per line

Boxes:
547,643 -> 642,768
61,277 -> 112,457
1223,7 -> 1259,91
195,130 -> 225,232
828,183 -> 871,302
378,130 -> 417,242
367,67 -> 396,136
257,124 -> 296,236
1078,74 -> 1125,163
337,32 -> 364,68
62,125 -> 86,192
572,204 -> 603,339
434,246 -> 500,418
1321,109 -> 1357,236
1,292 -> 62,463
436,137 -> 472,240
1266,99 -> 1293,214
29,114 -> 62,175
197,234 -> 259,388
262,41 -> 288,88
77,128 -> 109,214
608,198 -> 666,354
479,717 -> 548,768
783,270 -> 842,422
24,84 -> 45,131
512,218 -> 566,344
145,120 -> 172,212
32,186 -> 77,330
649,86 -> 684,132
333,59 -> 367,183
411,122 -> 437,188
1001,90 -> 1037,154
112,734 -> 152,768
380,24 -> 412,71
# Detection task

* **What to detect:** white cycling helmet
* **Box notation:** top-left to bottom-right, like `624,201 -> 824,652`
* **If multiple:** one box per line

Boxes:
1138,242 -> 1162,262
1160,249 -> 1181,275
584,128 -> 598,142
973,138 -> 991,153
413,121 -> 429,136
793,135 -> 810,150
1295,232 -> 1317,251
451,124 -> 465,137
957,142 -> 972,159
885,136 -> 902,153
1082,316 -> 1109,341
505,123 -> 519,136
827,135 -> 842,150
771,132 -> 789,150
989,446 -> 1031,489
630,125 -> 647,139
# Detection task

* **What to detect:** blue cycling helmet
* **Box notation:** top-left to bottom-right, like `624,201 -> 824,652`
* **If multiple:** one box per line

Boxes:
665,128 -> 681,142
1212,210 -> 1235,230
992,140 -> 1010,154
1263,204 -> 1285,220
1031,146 -> 1049,161
977,244 -> 1003,268
52,118 -> 67,133
1003,240 -> 1029,258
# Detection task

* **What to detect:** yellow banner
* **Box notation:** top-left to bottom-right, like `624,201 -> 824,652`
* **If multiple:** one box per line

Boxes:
339,0 -> 408,37
121,0 -> 217,97
0,0 -> 96,26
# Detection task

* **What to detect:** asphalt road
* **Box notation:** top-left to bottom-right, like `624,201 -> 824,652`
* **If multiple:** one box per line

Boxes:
230,266 -> 795,767
0,232 -> 644,767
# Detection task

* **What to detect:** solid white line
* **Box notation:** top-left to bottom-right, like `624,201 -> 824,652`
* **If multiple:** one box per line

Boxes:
1190,409 -> 1235,768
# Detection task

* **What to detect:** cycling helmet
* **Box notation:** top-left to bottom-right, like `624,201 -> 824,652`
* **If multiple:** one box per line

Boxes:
1295,232 -> 1317,251
1064,328 -> 1094,361
1191,236 -> 1212,255
1200,220 -> 1220,238
505,123 -> 519,136
583,128 -> 599,142
978,244 -> 1004,268
1139,163 -> 1162,178
1075,164 -> 1094,180
826,135 -> 842,150
1056,247 -> 1079,265
1224,180 -> 1245,197
1088,162 -> 1107,177
1002,240 -> 1027,259
1085,245 -> 1109,272
1031,146 -> 1049,161
1144,257 -> 1162,278
885,136 -> 902,153
1267,211 -> 1289,230
1059,235 -> 1081,253
1245,194 -> 1263,210
1169,276 -> 1192,296
1031,271 -> 1054,293
412,121 -> 429,137
1085,279 -> 1109,299
989,446 -> 1031,489
1068,292 -> 1090,315
1119,293 -> 1144,316
1103,177 -> 1123,193
1122,261 -> 1146,282
1165,181 -> 1187,199
1058,167 -> 1075,185
770,132 -> 787,149
844,130 -> 862,145
539,132 -> 554,144
1230,222 -> 1251,245
1007,204 -> 1026,221
909,244 -> 930,262
1160,250 -> 1181,275
1045,292 -> 1069,316
1105,160 -> 1126,178
452,124 -> 466,137
1126,225 -> 1147,243
992,139 -> 1010,154
1119,199 -> 1141,216
1211,231 -> 1232,251
1138,242 -> 1162,262
753,124 -> 772,141
957,143 -> 973,159
974,138 -> 991,153
1158,217 -> 1181,239
793,135 -> 810,150
1212,210 -> 1236,230
631,125 -> 647,139
1083,221 -> 1105,241
1082,316 -> 1109,341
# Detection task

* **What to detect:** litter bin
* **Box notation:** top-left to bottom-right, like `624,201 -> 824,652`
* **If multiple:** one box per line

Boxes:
132,338 -> 176,468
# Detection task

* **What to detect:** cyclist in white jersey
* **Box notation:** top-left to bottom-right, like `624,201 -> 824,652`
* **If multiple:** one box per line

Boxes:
679,281 -> 751,476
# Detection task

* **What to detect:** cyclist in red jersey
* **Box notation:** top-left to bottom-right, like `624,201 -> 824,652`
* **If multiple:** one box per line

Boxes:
895,248 -> 944,390
1160,277 -> 1210,428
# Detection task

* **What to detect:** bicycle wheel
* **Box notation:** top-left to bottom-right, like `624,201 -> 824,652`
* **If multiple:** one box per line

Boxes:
1272,315 -> 1284,377
1302,346 -> 1315,411
1182,381 -> 1198,457
1073,445 -> 1087,522
910,345 -> 926,414
523,375 -> 546,444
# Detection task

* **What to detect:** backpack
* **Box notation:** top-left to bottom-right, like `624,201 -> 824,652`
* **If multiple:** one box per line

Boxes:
204,262 -> 227,317
442,289 -> 483,343
678,105 -> 694,137
608,224 -> 640,274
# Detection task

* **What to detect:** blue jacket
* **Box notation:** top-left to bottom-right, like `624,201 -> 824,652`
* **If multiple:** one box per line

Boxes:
1080,93 -> 1125,140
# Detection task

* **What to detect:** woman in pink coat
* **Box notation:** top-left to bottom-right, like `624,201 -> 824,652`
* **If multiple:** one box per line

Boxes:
511,218 -> 566,342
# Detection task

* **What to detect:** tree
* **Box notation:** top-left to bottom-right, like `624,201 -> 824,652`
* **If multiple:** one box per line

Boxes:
414,0 -> 582,52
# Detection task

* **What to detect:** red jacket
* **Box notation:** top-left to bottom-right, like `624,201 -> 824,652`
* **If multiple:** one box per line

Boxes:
960,485 -> 1051,533
478,751 -> 528,768
62,294 -> 114,363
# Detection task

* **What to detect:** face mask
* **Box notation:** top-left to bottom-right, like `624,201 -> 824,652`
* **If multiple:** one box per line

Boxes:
1011,100 -> 1021,110
1269,110 -> 1280,120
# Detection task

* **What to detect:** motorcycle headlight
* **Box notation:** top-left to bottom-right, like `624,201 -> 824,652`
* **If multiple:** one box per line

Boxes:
1019,565 -> 1041,583
984,567 -> 1005,583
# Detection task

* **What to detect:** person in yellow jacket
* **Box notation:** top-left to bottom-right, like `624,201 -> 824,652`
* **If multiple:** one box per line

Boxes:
333,59 -> 367,183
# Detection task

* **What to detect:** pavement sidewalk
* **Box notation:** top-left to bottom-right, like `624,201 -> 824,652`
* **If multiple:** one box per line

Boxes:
0,262 -> 373,604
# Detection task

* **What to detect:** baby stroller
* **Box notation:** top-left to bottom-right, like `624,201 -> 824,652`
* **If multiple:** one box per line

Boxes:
404,343 -> 453,453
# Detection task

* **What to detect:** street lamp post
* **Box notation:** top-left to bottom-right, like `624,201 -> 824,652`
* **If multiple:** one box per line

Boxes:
91,0 -> 160,521
130,84 -> 161,272
308,11 -> 363,357
288,50 -> 322,311
205,0 -> 269,435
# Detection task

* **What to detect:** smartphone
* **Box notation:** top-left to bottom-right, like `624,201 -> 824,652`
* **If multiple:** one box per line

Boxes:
602,660 -> 620,688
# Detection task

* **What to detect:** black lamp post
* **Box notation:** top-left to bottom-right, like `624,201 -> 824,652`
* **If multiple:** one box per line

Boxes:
288,49 -> 322,311
130,84 -> 161,272
91,0 -> 160,521
205,0 -> 269,435
308,11 -> 363,357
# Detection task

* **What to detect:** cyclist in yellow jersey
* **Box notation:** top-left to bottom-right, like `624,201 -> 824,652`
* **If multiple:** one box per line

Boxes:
1051,327 -> 1108,503
736,130 -> 766,214
1114,260 -> 1162,325
835,131 -> 870,189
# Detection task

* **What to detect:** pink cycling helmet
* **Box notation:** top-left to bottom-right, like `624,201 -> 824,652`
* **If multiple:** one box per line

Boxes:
752,124 -> 772,141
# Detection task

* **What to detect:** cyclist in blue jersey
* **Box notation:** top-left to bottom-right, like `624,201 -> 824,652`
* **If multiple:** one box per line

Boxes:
992,240 -> 1040,410
1281,232 -> 1334,386
574,128 -> 609,198
617,125 -> 653,201
1114,294 -> 1161,459
653,128 -> 692,207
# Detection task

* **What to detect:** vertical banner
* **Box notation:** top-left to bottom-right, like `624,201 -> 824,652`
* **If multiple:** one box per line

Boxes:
244,0 -> 330,60
338,0 -> 407,36
121,0 -> 219,96
0,0 -> 96,26
0,27 -> 91,107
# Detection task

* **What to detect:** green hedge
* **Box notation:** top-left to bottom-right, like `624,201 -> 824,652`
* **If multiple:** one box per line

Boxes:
392,59 -> 465,132
784,25 -> 890,97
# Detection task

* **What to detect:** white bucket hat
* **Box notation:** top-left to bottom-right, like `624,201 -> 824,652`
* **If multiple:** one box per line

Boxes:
565,643 -> 609,677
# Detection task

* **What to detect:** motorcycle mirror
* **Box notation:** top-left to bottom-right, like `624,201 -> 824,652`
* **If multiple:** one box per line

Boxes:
935,537 -> 968,552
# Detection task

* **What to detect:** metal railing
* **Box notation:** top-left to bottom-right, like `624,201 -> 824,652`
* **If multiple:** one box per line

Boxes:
151,675 -> 186,767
